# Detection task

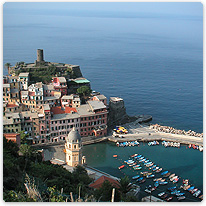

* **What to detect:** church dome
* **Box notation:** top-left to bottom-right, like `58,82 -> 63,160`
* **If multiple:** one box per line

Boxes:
66,127 -> 81,143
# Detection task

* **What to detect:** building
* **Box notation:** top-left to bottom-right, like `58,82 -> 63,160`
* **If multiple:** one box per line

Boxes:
18,73 -> 29,90
92,94 -> 107,106
76,100 -> 108,137
50,112 -> 80,142
89,175 -> 120,189
52,77 -> 68,96
65,128 -> 85,167
69,77 -> 91,94
61,94 -> 80,108
43,84 -> 55,97
3,133 -> 21,146
3,113 -> 21,134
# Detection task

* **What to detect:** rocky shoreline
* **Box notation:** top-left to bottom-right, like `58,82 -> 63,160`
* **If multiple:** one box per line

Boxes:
149,124 -> 203,138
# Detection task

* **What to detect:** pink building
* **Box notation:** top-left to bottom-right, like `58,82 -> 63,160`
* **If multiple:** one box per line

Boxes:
52,77 -> 68,96
76,100 -> 108,137
92,94 -> 107,106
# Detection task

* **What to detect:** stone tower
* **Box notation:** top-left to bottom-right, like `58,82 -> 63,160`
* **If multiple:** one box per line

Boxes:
65,127 -> 86,167
35,49 -> 45,66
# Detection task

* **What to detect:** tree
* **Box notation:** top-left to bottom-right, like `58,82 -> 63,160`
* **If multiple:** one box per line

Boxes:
20,131 -> 30,144
5,63 -> 11,74
118,176 -> 133,200
77,86 -> 91,102
94,180 -> 120,202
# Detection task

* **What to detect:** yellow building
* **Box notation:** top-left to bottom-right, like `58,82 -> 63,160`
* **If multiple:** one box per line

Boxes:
65,128 -> 85,167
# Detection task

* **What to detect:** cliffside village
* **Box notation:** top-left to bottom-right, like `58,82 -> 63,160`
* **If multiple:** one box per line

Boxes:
3,49 -> 126,145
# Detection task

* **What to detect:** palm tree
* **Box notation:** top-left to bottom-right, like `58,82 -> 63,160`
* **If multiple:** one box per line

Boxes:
5,63 -> 11,74
118,176 -> 133,200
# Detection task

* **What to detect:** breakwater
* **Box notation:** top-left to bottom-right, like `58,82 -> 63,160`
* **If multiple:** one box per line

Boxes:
150,124 -> 203,138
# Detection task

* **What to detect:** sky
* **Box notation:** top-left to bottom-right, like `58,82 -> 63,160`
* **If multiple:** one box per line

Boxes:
3,2 -> 202,17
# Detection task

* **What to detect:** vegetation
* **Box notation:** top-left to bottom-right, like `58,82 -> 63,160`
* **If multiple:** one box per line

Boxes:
77,86 -> 92,103
3,138 -> 139,202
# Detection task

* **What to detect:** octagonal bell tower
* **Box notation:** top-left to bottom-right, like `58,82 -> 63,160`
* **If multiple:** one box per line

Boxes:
65,127 -> 86,167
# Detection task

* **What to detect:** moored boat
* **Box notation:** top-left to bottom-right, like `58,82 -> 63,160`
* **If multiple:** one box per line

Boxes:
193,190 -> 201,197
146,174 -> 155,178
156,168 -> 163,173
132,175 -> 140,180
159,181 -> 168,185
161,171 -> 169,175
177,196 -> 186,201
158,192 -> 165,197
118,165 -> 125,169
133,166 -> 142,170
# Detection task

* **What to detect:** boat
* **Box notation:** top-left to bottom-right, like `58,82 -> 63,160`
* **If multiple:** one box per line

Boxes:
146,174 -> 155,178
118,165 -> 125,169
133,166 -> 142,170
133,164 -> 141,168
144,161 -> 152,165
166,196 -> 173,202
173,178 -> 179,183
191,188 -> 198,194
170,176 -> 178,181
136,177 -> 144,182
141,171 -> 149,175
198,195 -> 203,200
176,193 -> 185,197
127,161 -> 135,165
169,173 -> 175,179
132,175 -> 140,180
158,192 -> 165,197
131,154 -> 138,158
187,186 -> 194,191
161,194 -> 168,199
113,155 -> 118,157
163,172 -> 171,177
153,178 -> 162,182
156,168 -> 163,173
159,181 -> 168,185
154,181 -> 159,187
161,171 -> 169,175
124,160 -> 133,164
171,190 -> 180,195
167,186 -> 176,191
177,196 -> 186,201
152,167 -> 159,171
139,178 -> 146,184
193,190 -> 201,197
145,188 -> 151,193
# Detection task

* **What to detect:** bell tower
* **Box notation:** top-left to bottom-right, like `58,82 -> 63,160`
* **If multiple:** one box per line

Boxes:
65,127 -> 86,167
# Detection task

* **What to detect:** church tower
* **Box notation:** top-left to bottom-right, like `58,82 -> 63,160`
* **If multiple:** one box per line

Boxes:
65,127 -> 85,167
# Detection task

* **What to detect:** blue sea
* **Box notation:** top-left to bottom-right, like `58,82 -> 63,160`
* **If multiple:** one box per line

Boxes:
3,4 -> 203,133
3,3 -> 203,201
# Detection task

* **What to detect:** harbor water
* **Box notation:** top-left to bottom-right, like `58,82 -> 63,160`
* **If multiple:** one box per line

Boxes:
82,141 -> 203,201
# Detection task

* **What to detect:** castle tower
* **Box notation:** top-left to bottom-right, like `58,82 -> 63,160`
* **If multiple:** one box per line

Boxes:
65,127 -> 85,167
35,49 -> 45,66
37,49 -> 44,62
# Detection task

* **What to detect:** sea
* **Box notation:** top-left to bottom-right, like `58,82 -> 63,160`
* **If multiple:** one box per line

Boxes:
3,4 -> 203,201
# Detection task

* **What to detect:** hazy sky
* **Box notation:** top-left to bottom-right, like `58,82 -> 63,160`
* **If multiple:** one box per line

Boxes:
4,2 -> 202,17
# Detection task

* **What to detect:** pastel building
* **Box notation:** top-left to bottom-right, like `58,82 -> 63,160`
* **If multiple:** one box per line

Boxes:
61,94 -> 81,108
50,112 -> 80,142
76,100 -> 108,137
92,94 -> 107,106
28,82 -> 44,106
3,113 -> 21,134
52,77 -> 68,96
43,84 -> 55,97
65,128 -> 85,167
18,73 -> 29,90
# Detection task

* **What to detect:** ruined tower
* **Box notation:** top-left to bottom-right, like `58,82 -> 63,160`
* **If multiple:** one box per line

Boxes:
35,49 -> 45,66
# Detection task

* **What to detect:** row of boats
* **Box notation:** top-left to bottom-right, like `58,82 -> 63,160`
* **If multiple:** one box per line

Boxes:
124,153 -> 202,202
162,141 -> 180,148
116,141 -> 139,147
148,141 -> 159,146
188,144 -> 203,152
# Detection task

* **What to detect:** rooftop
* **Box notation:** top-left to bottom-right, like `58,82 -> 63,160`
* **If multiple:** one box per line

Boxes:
51,106 -> 77,114
76,104 -> 94,116
95,94 -> 107,100
51,113 -> 80,121
19,73 -> 29,77
110,97 -> 123,102
89,175 -> 120,189
71,78 -> 90,84
88,100 -> 106,111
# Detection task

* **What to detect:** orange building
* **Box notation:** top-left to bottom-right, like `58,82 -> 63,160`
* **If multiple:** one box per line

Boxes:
4,133 -> 21,146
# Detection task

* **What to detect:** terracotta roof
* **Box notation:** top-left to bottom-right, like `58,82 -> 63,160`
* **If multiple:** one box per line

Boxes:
89,175 -> 120,189
6,104 -> 18,108
51,106 -> 77,114
29,91 -> 35,96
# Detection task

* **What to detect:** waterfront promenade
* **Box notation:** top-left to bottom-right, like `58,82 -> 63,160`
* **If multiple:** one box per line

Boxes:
108,122 -> 203,146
